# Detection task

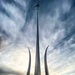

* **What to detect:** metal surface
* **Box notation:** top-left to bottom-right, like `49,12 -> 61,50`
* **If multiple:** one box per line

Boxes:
34,3 -> 41,75
27,48 -> 31,75
44,46 -> 49,75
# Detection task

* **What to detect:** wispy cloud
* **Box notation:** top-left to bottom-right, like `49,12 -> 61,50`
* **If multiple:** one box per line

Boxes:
0,0 -> 75,75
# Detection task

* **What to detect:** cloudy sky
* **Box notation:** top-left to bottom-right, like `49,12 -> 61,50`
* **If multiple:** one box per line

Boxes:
0,0 -> 75,75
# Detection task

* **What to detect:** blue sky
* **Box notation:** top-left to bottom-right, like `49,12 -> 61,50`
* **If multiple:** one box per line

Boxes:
0,0 -> 75,75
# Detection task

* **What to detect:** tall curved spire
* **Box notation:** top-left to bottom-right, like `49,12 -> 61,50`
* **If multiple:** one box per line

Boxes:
34,3 -> 41,75
27,47 -> 31,75
44,46 -> 49,75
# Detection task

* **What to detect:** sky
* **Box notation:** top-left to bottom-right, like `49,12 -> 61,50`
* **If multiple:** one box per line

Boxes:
0,0 -> 75,75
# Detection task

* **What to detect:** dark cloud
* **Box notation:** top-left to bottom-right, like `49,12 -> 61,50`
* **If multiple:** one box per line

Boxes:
0,0 -> 75,48
0,66 -> 22,75
21,0 -> 61,31
71,0 -> 75,8
0,3 -> 10,17
0,27 -> 10,38
3,0 -> 26,12
21,0 -> 75,34
47,29 -> 75,55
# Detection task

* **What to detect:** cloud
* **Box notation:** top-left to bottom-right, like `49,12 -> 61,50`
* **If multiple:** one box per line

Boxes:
0,65 -> 22,75
0,0 -> 75,75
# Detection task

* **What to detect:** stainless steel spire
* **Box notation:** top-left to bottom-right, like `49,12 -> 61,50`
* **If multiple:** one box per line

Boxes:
44,46 -> 49,75
27,48 -> 31,75
34,3 -> 41,75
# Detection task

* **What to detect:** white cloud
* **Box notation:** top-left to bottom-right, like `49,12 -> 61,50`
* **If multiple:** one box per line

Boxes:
0,0 -> 75,75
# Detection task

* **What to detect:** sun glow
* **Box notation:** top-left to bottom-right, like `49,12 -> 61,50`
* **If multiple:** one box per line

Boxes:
1,47 -> 35,75
0,47 -> 75,75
